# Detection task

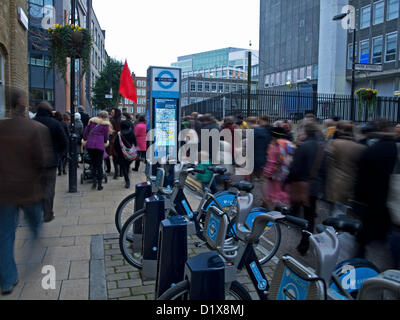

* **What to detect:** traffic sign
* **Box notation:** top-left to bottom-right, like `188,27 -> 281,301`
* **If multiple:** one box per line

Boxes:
355,63 -> 383,72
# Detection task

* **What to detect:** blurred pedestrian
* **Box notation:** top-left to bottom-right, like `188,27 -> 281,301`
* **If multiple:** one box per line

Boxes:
263,127 -> 295,209
109,108 -> 122,179
34,102 -> 68,222
114,120 -> 137,188
133,114 -> 147,172
396,124 -> 400,136
75,112 -> 84,166
325,121 -> 366,214
54,112 -> 70,175
82,111 -> 112,191
354,120 -> 399,264
0,88 -> 52,295
78,106 -> 90,130
287,121 -> 326,255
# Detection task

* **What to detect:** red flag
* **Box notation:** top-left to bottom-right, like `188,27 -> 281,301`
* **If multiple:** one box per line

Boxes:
119,60 -> 137,104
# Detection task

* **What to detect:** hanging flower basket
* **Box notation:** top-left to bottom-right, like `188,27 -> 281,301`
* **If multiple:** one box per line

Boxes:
355,88 -> 378,119
48,24 -> 93,82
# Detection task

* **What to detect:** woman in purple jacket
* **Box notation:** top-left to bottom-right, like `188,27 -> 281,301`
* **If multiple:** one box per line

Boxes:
82,111 -> 113,191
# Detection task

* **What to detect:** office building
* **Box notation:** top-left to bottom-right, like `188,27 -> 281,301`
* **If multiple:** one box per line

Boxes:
87,0 -> 107,113
345,0 -> 400,96
259,0 -> 320,91
0,0 -> 29,118
172,47 -> 259,81
28,0 -> 105,114
181,77 -> 258,107
119,75 -> 147,115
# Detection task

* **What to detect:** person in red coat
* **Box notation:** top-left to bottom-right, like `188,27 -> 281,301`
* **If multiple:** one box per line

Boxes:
133,114 -> 147,171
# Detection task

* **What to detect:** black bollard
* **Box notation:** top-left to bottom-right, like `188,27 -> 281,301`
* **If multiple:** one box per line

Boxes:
141,195 -> 166,279
155,216 -> 188,298
185,251 -> 225,300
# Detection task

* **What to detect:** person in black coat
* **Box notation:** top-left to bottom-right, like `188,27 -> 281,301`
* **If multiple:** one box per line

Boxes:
353,122 -> 399,266
78,106 -> 90,130
114,120 -> 137,189
34,102 -> 68,222
253,116 -> 273,178
54,112 -> 70,175
287,120 -> 326,255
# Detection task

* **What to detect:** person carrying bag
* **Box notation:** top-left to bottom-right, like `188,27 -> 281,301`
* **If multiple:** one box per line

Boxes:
114,120 -> 137,189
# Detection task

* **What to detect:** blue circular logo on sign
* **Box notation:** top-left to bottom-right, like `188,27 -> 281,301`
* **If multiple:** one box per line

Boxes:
156,71 -> 176,90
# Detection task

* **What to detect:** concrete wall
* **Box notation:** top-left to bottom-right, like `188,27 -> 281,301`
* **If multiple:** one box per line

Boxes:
318,0 -> 350,95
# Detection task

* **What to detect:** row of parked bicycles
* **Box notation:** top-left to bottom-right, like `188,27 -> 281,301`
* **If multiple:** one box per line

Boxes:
115,163 -> 400,300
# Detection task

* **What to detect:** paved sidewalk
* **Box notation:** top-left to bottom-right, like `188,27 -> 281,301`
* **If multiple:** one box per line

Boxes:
103,235 -> 277,300
0,167 -> 145,300
1,167 -> 279,300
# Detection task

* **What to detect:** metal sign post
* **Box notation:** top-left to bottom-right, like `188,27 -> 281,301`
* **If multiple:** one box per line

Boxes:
147,66 -> 181,166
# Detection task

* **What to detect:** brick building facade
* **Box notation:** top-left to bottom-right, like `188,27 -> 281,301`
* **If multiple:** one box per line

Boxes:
0,0 -> 29,117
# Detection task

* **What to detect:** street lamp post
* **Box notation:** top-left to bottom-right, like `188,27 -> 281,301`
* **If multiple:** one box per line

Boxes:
333,12 -> 356,121
69,0 -> 78,193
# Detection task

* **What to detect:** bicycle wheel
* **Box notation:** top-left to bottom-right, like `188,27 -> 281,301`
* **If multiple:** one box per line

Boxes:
115,193 -> 136,235
158,280 -> 252,301
254,221 -> 281,265
228,210 -> 282,266
119,209 -> 145,270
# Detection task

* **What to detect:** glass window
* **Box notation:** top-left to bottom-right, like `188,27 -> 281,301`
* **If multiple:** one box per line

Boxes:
190,81 -> 196,92
211,83 -> 217,92
385,32 -> 397,62
218,83 -> 224,93
373,1 -> 385,25
372,36 -> 383,64
197,82 -> 203,92
231,84 -> 237,92
359,40 -> 370,63
205,82 -> 210,92
387,0 -> 399,20
225,84 -> 230,93
348,43 -> 358,68
30,88 -> 44,101
30,53 -> 44,66
360,5 -> 371,29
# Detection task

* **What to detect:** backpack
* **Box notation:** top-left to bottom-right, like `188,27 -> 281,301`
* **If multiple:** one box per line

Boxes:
387,143 -> 400,227
118,132 -> 138,162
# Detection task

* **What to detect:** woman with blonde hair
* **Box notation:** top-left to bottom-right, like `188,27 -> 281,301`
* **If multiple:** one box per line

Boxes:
82,111 -> 112,191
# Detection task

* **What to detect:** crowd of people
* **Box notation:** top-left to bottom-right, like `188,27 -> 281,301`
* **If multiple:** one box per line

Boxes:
1,87 -> 400,296
182,111 -> 400,269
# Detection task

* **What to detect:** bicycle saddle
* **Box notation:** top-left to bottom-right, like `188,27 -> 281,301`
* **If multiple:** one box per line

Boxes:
323,216 -> 362,235
231,181 -> 254,193
208,166 -> 228,175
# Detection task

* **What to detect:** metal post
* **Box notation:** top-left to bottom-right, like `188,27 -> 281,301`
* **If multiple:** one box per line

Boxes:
247,51 -> 252,117
351,27 -> 356,122
69,0 -> 78,193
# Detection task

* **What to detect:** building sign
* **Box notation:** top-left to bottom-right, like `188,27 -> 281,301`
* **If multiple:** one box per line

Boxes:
152,68 -> 180,98
18,7 -> 29,30
355,63 -> 383,72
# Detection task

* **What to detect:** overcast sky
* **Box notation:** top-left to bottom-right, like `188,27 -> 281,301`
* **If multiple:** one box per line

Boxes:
92,0 -> 260,76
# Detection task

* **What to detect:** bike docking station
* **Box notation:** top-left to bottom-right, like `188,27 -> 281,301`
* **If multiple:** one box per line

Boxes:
155,215 -> 188,298
141,66 -> 181,280
141,194 -> 166,279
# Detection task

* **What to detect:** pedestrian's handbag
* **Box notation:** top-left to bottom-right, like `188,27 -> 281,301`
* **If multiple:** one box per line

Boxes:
118,132 -> 138,161
290,144 -> 324,208
387,143 -> 400,227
